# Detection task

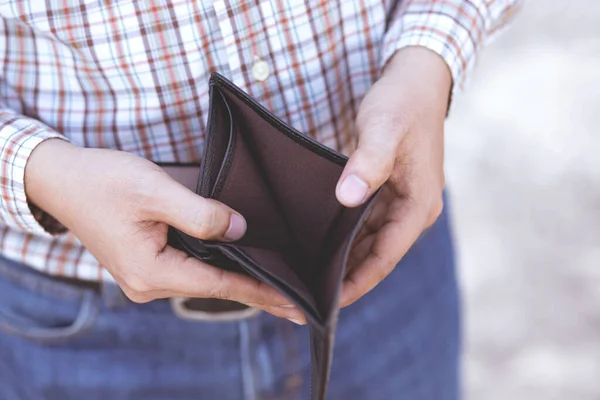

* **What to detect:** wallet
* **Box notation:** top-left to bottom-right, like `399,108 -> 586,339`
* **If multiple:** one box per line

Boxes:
168,73 -> 378,399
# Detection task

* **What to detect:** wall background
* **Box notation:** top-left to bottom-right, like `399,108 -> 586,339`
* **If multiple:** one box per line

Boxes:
445,1 -> 600,399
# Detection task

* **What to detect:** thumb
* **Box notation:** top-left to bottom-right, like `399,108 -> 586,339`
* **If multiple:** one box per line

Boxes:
151,179 -> 246,242
336,120 -> 405,207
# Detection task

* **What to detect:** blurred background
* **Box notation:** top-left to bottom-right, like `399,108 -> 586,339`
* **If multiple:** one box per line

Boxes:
445,1 -> 600,399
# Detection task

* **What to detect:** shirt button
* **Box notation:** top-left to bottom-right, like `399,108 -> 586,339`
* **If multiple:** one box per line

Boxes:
251,58 -> 270,82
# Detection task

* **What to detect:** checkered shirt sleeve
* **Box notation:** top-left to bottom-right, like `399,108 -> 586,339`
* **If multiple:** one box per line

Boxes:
381,0 -> 521,94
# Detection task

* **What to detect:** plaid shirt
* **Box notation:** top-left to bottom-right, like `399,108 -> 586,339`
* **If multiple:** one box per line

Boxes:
0,0 -> 518,281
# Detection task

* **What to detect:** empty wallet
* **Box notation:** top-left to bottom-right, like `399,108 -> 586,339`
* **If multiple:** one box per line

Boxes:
168,72 -> 378,399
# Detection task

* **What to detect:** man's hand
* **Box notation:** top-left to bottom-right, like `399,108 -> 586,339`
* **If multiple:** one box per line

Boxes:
336,47 -> 452,307
25,140 -> 305,323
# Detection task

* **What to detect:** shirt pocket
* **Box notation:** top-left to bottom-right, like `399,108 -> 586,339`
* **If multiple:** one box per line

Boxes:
0,257 -> 100,344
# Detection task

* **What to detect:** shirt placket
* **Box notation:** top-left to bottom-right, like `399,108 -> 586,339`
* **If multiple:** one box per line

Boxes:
212,0 -> 273,92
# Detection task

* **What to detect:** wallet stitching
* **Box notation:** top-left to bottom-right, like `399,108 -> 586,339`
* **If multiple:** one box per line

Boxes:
209,74 -> 348,166
211,90 -> 238,199
198,84 -> 219,197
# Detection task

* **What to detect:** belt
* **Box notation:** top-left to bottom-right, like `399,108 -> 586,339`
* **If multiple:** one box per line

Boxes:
62,164 -> 260,322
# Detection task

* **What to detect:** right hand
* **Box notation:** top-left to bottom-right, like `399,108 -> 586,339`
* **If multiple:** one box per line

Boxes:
24,139 -> 305,324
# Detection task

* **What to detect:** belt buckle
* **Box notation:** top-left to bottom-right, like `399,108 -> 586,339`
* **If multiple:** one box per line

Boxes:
169,297 -> 261,322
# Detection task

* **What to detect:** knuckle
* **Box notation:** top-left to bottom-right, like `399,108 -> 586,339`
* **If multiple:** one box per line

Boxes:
109,259 -> 158,303
192,205 -> 218,239
124,276 -> 152,294
122,288 -> 153,304
217,287 -> 232,301
427,197 -> 444,226
434,197 -> 444,217
117,168 -> 172,220
358,105 -> 411,134
206,271 -> 231,300
377,261 -> 395,283
208,284 -> 231,301
127,163 -> 169,204
370,142 -> 396,168
355,142 -> 396,186
381,111 -> 411,133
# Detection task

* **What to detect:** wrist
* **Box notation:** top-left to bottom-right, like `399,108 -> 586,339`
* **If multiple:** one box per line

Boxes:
25,138 -> 82,219
383,46 -> 452,114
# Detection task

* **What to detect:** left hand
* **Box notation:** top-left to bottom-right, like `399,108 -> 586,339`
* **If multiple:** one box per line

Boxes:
336,46 -> 452,307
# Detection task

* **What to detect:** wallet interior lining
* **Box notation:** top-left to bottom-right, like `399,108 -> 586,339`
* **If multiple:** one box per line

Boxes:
209,83 -> 355,319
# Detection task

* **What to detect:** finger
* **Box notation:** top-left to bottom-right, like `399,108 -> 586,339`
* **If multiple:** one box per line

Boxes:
336,117 -> 406,207
118,281 -> 155,304
346,186 -> 393,271
121,285 -> 304,322
347,231 -> 376,272
150,246 -> 294,308
340,199 -> 428,307
150,179 -> 246,241
246,303 -> 307,325
144,247 -> 306,322
361,186 -> 394,235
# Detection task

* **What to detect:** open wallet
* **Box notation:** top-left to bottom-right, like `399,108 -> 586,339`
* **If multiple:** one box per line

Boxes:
167,73 -> 378,399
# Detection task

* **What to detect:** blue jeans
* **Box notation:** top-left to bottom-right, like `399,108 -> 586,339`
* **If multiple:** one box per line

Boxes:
0,208 -> 460,400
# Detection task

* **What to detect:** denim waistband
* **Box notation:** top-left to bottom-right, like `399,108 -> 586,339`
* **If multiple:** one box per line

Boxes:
0,255 -> 260,322
0,255 -> 130,309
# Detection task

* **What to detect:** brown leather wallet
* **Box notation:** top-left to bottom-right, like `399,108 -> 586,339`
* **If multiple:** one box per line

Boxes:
168,73 -> 378,400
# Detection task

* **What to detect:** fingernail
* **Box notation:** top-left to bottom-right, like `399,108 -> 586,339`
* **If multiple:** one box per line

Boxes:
338,174 -> 369,206
279,304 -> 296,308
288,318 -> 305,325
224,214 -> 246,241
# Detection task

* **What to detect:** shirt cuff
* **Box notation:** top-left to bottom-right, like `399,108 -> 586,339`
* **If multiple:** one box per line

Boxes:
0,110 -> 69,236
380,3 -> 483,100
